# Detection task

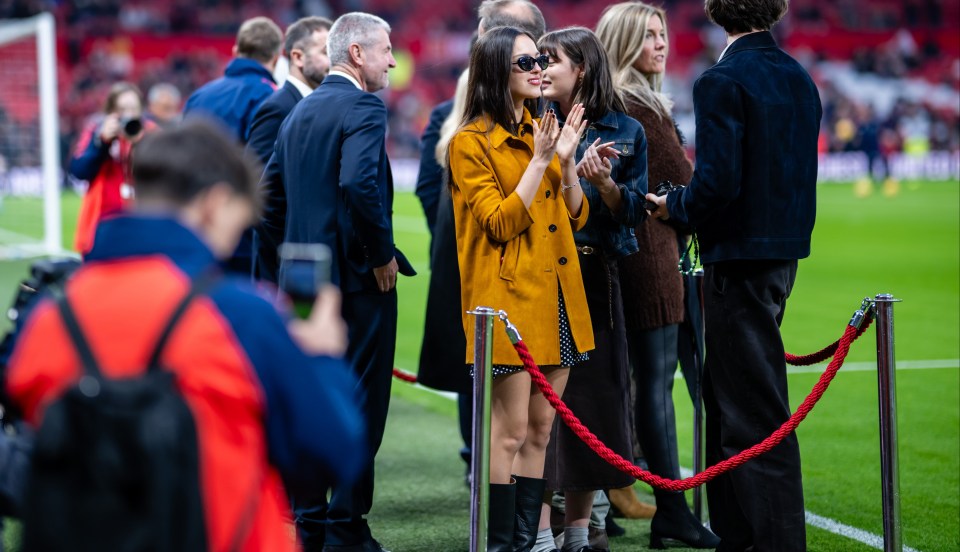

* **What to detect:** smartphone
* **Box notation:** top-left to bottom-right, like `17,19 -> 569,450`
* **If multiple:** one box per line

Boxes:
278,242 -> 332,318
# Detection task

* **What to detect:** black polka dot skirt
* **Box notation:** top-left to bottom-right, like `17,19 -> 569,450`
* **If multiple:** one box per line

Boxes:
558,287 -> 589,367
478,286 -> 589,379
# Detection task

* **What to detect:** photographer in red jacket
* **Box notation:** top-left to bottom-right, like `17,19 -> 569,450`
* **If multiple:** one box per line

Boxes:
69,82 -> 155,255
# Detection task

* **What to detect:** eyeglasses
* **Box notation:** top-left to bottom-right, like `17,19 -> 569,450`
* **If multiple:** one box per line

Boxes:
513,54 -> 549,72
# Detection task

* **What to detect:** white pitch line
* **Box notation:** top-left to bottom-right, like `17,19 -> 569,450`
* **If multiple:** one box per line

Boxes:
786,358 -> 959,374
669,359 -> 960,378
805,512 -> 920,552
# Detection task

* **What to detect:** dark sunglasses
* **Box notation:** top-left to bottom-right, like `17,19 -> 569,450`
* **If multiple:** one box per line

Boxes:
513,54 -> 549,72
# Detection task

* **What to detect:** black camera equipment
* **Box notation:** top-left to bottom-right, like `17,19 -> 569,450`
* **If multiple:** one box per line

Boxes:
120,117 -> 143,138
644,180 -> 679,212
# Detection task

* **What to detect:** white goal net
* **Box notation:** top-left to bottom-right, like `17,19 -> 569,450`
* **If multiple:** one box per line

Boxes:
0,13 -> 62,258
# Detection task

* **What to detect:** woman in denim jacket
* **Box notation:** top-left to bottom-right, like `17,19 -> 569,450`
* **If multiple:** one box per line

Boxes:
538,26 -> 649,552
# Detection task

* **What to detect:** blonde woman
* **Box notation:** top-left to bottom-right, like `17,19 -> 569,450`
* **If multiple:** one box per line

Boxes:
597,3 -> 720,548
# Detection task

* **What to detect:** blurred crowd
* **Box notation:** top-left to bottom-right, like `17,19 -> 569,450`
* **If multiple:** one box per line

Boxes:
0,0 -> 957,173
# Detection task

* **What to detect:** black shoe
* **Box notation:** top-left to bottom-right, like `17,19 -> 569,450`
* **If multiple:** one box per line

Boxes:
604,509 -> 626,538
649,507 -> 720,549
488,482 -> 516,552
512,475 -> 546,552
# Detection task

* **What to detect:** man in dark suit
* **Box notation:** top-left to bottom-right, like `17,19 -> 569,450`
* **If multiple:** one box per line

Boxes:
264,12 -> 413,552
248,15 -> 332,282
646,1 -> 821,550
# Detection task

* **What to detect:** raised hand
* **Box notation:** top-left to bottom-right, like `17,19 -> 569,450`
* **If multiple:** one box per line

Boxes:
578,139 -> 615,190
556,103 -> 588,163
99,114 -> 121,144
595,139 -> 621,161
531,109 -> 561,164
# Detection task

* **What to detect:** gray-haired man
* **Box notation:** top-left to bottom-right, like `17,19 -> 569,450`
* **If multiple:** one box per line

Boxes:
265,12 -> 414,552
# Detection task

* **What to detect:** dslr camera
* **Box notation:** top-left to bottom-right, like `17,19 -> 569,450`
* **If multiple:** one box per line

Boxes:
119,116 -> 143,139
644,180 -> 679,211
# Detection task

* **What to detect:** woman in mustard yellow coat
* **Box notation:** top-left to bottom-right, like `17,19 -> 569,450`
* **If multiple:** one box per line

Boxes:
447,26 -> 595,550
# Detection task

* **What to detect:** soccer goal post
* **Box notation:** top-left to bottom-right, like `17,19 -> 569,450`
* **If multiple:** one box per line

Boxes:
0,12 -> 62,258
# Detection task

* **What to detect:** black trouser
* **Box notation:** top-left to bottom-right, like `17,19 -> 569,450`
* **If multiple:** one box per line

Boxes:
702,260 -> 805,552
293,288 -> 397,549
628,324 -> 683,487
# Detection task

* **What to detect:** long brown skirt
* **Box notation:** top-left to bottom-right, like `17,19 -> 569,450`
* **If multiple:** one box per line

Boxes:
544,252 -> 636,491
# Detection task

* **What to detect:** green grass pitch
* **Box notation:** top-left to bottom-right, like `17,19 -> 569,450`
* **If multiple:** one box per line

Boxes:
0,182 -> 957,551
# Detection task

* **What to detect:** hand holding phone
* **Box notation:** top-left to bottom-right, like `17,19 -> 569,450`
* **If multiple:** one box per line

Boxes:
279,243 -> 332,318
287,285 -> 348,357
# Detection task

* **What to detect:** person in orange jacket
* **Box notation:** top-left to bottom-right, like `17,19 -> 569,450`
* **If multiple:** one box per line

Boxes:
69,81 -> 155,255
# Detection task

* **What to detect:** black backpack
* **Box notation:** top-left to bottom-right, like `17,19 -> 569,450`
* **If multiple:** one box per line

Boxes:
21,276 -> 210,552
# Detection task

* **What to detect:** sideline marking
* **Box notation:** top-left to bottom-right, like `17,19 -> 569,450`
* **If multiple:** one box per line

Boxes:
786,358 -> 959,374
805,512 -> 919,552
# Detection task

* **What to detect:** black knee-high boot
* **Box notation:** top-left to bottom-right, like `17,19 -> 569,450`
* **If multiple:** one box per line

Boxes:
489,481 -> 517,552
512,475 -> 546,551
631,325 -> 719,549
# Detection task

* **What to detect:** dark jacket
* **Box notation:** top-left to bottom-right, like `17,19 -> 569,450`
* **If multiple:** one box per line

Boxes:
264,75 -> 414,294
557,105 -> 648,259
246,80 -> 306,283
183,58 -> 277,144
414,99 -> 453,239
666,31 -> 822,263
246,80 -> 304,166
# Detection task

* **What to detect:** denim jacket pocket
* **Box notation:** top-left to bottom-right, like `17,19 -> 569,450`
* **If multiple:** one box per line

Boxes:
613,140 -> 636,157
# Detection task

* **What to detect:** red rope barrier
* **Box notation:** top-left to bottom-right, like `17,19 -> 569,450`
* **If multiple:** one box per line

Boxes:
512,317 -> 868,492
786,316 -> 872,366
392,367 -> 418,383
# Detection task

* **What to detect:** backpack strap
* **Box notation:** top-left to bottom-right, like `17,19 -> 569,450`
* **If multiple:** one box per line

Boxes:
55,270 -> 219,377
55,291 -> 103,378
145,271 -> 220,371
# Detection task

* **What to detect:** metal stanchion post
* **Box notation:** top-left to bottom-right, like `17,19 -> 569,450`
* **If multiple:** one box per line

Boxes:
692,382 -> 704,520
691,271 -> 705,522
468,307 -> 496,552
874,294 -> 902,552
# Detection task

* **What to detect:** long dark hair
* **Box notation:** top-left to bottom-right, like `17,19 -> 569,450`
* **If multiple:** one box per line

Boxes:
537,27 -> 625,123
461,26 -> 539,136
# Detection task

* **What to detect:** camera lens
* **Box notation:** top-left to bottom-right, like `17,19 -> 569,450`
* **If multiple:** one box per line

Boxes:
655,180 -> 675,196
121,117 -> 142,138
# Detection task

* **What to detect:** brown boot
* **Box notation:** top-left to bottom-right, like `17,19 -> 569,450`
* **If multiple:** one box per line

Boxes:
607,486 -> 656,519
